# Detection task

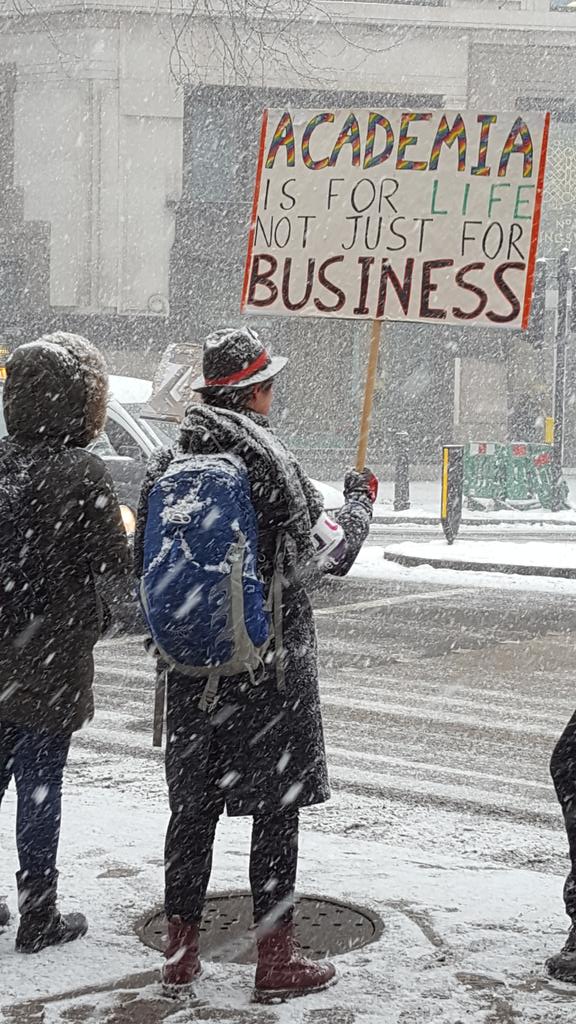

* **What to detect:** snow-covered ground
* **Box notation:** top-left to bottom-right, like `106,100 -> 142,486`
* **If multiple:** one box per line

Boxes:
2,578 -> 576,1022
1,764 -> 574,1023
3,529 -> 576,1021
351,543 -> 576,595
324,476 -> 576,525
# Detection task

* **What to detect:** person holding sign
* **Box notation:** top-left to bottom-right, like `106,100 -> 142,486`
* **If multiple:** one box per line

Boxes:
134,327 -> 377,1002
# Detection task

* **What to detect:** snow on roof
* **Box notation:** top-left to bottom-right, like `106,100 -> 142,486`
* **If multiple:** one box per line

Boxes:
109,375 -> 153,405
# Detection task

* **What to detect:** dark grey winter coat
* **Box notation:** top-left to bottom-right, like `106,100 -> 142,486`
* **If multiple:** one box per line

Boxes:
0,335 -> 132,735
134,406 -> 371,817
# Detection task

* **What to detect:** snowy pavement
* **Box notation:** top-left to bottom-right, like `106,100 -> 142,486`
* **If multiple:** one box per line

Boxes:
383,538 -> 576,578
359,505 -> 576,582
3,574 -> 576,1021
352,543 -> 576,595
325,476 -> 576,527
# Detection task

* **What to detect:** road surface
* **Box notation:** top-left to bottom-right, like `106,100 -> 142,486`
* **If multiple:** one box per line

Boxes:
84,560 -> 575,875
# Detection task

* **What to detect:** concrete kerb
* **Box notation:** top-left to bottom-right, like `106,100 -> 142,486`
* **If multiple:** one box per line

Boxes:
383,550 -> 576,579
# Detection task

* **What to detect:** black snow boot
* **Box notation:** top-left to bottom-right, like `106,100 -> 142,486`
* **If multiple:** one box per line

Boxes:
546,925 -> 576,982
0,900 -> 10,928
15,871 -> 88,954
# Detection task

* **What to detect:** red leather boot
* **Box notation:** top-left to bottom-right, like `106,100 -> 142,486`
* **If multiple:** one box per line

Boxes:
162,918 -> 202,998
253,922 -> 336,1003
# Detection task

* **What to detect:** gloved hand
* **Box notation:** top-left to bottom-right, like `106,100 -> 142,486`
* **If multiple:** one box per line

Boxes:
344,467 -> 379,504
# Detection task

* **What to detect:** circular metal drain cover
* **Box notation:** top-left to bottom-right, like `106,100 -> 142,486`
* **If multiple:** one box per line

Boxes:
136,891 -> 383,964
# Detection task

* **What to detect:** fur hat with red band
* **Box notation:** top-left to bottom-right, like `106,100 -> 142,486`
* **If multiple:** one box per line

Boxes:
190,327 -> 287,392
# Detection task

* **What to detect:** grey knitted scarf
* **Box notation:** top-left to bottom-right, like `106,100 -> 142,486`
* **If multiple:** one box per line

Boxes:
179,405 -> 324,568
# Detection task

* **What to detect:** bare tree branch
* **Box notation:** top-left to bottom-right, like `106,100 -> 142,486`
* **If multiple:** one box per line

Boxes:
166,0 -> 414,89
1,0 -> 82,74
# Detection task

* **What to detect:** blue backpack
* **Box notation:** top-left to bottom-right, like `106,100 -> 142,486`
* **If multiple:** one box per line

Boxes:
140,453 -> 283,710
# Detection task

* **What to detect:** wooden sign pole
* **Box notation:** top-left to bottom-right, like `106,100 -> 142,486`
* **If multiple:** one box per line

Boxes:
356,319 -> 382,471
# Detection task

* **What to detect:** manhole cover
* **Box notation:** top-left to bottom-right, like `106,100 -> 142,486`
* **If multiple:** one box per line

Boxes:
136,892 -> 383,964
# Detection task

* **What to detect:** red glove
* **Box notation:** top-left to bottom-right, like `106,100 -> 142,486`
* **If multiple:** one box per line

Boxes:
365,469 -> 379,503
344,468 -> 379,504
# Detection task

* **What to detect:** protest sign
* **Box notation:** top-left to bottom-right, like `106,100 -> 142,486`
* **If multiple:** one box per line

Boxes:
241,108 -> 550,330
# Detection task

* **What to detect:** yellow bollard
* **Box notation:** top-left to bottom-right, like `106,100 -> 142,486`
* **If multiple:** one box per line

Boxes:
440,445 -> 464,545
545,417 -> 554,444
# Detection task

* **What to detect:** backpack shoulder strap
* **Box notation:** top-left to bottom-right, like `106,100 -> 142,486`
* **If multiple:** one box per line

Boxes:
198,670 -> 221,713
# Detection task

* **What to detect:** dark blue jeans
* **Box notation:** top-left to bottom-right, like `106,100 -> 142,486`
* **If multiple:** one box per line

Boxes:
0,721 -> 71,878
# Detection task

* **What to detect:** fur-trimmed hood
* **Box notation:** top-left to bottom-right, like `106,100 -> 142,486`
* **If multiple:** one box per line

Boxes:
3,332 -> 109,447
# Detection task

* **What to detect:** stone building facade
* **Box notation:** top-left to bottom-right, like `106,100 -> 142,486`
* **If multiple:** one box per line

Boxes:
0,0 -> 575,470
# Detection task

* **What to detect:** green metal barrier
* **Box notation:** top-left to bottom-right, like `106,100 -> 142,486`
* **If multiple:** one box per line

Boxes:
502,443 -> 534,502
463,443 -> 505,502
524,443 -> 568,509
464,441 -> 564,510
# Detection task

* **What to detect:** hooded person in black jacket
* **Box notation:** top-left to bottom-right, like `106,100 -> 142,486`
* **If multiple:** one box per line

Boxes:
134,327 -> 377,1002
0,332 -> 131,953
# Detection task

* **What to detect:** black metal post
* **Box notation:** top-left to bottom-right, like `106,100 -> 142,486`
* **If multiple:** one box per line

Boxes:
552,248 -> 570,510
526,257 -> 547,351
393,431 -> 410,511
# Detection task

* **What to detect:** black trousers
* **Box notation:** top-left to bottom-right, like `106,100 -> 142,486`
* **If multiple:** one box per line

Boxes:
551,710 -> 576,920
164,669 -> 302,925
165,797 -> 299,925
